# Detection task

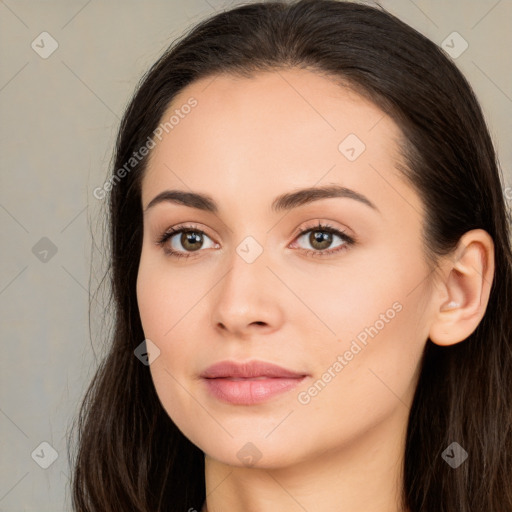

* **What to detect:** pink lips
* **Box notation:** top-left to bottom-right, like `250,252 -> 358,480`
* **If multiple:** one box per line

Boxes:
200,360 -> 308,405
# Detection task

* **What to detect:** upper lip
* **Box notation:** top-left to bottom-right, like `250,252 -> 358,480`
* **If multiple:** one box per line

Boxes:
200,360 -> 307,379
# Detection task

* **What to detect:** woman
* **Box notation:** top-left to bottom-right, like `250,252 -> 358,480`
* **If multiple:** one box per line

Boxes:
69,1 -> 512,511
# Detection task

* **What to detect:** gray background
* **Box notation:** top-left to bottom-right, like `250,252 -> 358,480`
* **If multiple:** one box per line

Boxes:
1,0 -> 511,510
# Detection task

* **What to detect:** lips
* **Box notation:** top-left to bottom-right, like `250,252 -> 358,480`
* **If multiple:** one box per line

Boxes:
200,360 -> 308,405
200,360 -> 306,379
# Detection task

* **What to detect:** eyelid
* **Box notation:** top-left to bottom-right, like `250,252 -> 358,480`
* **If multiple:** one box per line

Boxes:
288,221 -> 355,255
154,222 -> 213,243
155,219 -> 355,258
289,219 -> 352,243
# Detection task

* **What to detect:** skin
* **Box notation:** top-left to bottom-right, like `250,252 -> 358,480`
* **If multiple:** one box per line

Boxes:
136,68 -> 494,512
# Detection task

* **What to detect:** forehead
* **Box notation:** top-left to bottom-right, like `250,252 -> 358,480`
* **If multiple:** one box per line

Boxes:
141,68 -> 416,219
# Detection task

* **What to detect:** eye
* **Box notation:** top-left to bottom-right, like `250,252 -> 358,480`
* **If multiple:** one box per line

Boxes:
155,224 -> 218,259
155,221 -> 355,259
290,222 -> 355,257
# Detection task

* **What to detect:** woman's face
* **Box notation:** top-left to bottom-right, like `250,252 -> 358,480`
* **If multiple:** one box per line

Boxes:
137,68 -> 434,468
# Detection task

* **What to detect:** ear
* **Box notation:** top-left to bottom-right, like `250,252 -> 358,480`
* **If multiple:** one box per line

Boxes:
429,229 -> 495,346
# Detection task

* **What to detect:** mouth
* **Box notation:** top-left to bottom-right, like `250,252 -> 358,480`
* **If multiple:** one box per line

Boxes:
202,375 -> 307,405
200,359 -> 306,379
220,376 -> 282,381
200,359 -> 309,405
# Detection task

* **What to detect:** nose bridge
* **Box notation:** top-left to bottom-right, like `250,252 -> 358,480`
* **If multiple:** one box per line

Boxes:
211,233 -> 283,333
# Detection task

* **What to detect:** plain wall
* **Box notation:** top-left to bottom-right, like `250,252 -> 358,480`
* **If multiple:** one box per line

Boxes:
1,1 -> 511,510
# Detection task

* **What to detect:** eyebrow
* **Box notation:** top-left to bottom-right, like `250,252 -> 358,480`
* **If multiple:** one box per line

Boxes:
143,184 -> 379,215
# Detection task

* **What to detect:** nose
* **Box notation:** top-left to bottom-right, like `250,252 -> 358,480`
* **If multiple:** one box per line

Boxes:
211,241 -> 285,339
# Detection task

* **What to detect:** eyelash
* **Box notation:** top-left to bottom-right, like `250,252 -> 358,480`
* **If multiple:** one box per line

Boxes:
155,222 -> 355,259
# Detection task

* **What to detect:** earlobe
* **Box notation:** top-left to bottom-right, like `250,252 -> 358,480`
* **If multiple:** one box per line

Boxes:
429,229 -> 494,347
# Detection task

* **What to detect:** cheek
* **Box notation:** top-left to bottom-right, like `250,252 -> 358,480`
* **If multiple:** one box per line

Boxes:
136,252 -> 194,339
136,260 -> 203,438
300,244 -> 424,346
136,268 -> 200,392
293,295 -> 426,450
301,245 -> 429,397
136,255 -> 205,369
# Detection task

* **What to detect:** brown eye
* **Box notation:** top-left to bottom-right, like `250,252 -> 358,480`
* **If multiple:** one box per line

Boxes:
294,225 -> 352,255
308,230 -> 333,250
180,231 -> 204,251
156,226 -> 217,258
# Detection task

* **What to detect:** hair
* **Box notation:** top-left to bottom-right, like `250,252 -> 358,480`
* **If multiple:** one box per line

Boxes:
68,1 -> 512,510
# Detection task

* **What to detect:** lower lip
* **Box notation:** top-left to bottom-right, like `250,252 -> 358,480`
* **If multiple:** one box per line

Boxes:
202,376 -> 306,405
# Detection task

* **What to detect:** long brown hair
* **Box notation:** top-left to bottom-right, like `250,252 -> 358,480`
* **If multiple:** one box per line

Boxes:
68,1 -> 512,510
